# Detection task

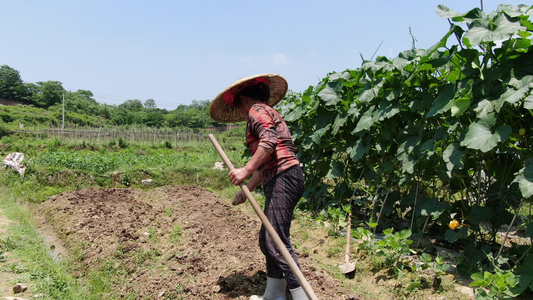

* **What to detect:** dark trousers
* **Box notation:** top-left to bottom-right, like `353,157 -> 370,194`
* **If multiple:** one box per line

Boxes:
259,166 -> 305,290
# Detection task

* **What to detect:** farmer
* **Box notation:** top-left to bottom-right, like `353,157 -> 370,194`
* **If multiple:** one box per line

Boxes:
209,74 -> 307,300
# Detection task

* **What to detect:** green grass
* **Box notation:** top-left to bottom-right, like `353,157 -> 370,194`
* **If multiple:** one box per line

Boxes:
0,188 -> 96,299
0,135 -> 246,203
0,134 -> 247,298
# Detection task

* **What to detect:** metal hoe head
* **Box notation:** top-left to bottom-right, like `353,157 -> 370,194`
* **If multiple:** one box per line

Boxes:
339,260 -> 356,274
339,212 -> 356,274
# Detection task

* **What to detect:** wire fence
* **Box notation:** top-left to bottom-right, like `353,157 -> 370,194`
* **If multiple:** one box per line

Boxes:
14,128 -> 225,144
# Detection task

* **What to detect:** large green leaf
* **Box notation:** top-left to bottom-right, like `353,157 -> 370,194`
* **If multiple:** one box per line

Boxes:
516,158 -> 533,198
326,71 -> 351,81
318,85 -> 340,106
348,138 -> 370,163
455,8 -> 486,22
464,13 -> 526,47
451,97 -> 471,117
508,74 -> 533,89
377,101 -> 400,121
474,99 -> 495,118
460,114 -> 512,152
497,4 -> 533,18
331,113 -> 348,136
435,5 -> 462,19
419,197 -> 448,220
506,76 -> 533,109
384,86 -> 401,101
315,106 -> 335,130
493,85 -> 530,112
362,60 -> 394,74
426,84 -> 454,117
420,139 -> 435,156
448,79 -> 473,117
352,106 -> 377,134
444,226 -> 468,243
310,124 -> 330,145
524,92 -> 533,109
391,57 -> 411,72
519,20 -> 533,34
358,81 -> 384,103
326,159 -> 345,180
397,137 -> 420,174
436,5 -> 486,22
282,102 -> 307,122
443,143 -> 464,178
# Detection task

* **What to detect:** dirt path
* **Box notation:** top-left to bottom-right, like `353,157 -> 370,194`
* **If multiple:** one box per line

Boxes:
36,186 -> 349,299
0,208 -> 19,298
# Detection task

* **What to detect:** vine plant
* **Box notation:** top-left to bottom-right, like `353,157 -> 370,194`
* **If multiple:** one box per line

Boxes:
278,3 -> 533,294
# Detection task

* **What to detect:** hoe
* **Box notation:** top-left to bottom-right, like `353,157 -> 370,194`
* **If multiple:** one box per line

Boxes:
209,134 -> 318,300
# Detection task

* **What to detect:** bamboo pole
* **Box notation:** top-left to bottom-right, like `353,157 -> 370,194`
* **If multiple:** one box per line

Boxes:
208,134 -> 318,300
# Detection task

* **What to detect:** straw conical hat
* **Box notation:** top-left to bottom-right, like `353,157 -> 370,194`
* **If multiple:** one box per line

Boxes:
209,73 -> 288,123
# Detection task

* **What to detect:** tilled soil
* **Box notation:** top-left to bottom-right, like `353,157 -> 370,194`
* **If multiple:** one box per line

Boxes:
37,185 -> 349,299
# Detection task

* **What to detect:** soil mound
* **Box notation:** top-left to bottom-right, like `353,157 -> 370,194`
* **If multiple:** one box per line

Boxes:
38,185 -> 346,299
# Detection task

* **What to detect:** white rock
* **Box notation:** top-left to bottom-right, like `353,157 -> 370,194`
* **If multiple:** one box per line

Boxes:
213,162 -> 225,170
141,179 -> 153,185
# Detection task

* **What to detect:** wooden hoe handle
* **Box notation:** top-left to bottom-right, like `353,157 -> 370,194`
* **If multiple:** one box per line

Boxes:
208,134 -> 318,300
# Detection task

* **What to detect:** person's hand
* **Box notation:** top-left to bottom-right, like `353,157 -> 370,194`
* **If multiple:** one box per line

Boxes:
228,167 -> 251,186
232,191 -> 246,206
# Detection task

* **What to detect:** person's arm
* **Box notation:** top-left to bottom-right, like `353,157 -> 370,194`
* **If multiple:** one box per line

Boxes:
232,170 -> 262,205
246,170 -> 262,191
228,145 -> 272,186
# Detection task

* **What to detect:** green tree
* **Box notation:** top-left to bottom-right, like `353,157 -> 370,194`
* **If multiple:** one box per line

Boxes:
189,99 -> 211,109
168,101 -> 209,128
64,90 -> 102,116
29,81 -> 64,107
24,83 -> 41,106
0,65 -> 29,102
110,108 -> 127,125
165,110 -> 188,127
100,104 -> 112,120
118,99 -> 144,111
144,99 -> 157,109
144,110 -> 164,127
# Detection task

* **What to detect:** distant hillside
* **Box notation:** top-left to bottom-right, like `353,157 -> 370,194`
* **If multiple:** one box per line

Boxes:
0,100 -> 223,133
0,65 -> 222,131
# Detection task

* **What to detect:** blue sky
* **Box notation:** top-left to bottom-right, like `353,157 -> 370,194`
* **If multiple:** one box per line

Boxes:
1,1 -> 529,110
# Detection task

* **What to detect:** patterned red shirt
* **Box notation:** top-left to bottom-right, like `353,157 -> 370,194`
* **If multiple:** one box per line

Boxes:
246,103 -> 300,184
